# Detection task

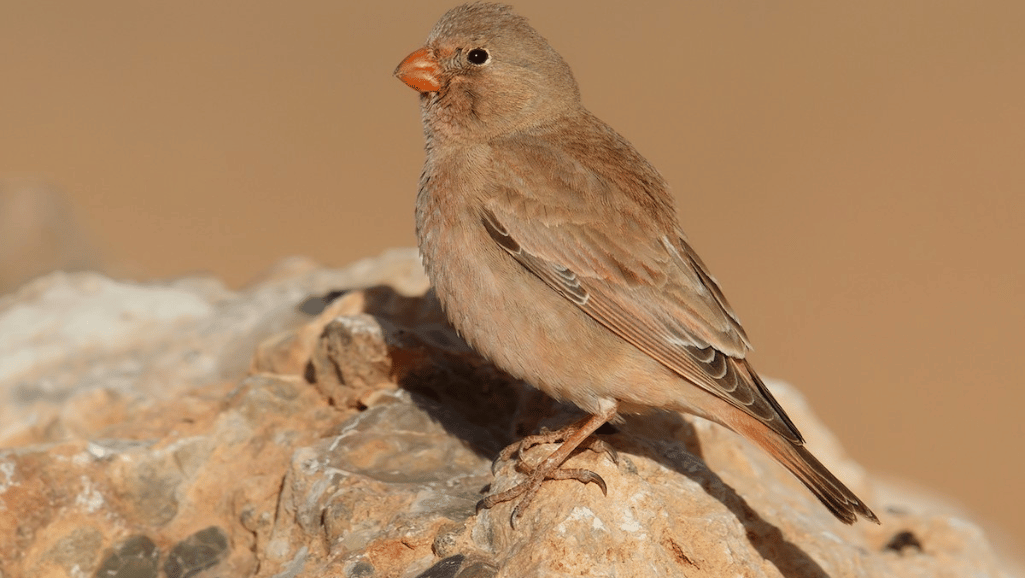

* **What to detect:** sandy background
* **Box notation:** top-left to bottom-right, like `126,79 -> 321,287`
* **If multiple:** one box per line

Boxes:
2,1 -> 1022,553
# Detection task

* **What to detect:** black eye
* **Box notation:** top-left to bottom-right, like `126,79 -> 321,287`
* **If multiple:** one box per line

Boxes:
467,48 -> 489,65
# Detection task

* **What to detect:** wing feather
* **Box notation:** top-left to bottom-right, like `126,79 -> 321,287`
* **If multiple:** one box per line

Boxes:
480,125 -> 803,443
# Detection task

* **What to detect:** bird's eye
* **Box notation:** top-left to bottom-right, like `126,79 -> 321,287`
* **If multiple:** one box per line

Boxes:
467,48 -> 490,65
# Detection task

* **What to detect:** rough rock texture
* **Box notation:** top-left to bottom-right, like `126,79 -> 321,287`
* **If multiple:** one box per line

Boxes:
0,249 -> 1015,578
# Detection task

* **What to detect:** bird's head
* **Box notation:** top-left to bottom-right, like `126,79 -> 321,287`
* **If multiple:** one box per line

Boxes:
395,3 -> 581,141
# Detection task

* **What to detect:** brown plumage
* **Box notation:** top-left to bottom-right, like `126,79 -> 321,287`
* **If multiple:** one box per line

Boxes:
395,2 -> 878,526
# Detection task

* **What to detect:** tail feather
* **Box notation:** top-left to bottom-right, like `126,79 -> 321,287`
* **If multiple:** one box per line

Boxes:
757,429 -> 879,525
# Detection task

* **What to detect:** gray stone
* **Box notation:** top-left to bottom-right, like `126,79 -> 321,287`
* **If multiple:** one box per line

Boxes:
454,559 -> 500,578
415,555 -> 465,578
163,526 -> 230,578
345,559 -> 375,578
93,535 -> 160,578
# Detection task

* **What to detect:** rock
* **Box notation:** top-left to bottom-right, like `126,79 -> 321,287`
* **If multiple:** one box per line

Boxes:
0,249 -> 1015,577
163,526 -> 231,578
94,535 -> 161,578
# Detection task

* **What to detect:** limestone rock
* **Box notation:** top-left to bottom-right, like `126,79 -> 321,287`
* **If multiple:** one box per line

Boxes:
0,250 -> 1015,577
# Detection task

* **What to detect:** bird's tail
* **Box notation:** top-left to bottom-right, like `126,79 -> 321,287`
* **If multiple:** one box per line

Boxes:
748,424 -> 880,525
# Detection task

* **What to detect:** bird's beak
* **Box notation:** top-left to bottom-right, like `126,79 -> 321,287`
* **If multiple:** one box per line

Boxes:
394,47 -> 441,93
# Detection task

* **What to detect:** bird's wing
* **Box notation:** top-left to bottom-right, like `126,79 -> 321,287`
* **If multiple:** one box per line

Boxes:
481,134 -> 803,443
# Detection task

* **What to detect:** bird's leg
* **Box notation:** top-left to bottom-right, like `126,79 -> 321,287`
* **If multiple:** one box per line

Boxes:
490,418 -> 619,474
478,403 -> 618,528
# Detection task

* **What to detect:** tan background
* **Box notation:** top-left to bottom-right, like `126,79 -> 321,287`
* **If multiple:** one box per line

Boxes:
2,1 -> 1022,553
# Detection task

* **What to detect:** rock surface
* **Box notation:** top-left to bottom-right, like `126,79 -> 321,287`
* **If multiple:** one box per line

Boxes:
0,250 -> 1015,577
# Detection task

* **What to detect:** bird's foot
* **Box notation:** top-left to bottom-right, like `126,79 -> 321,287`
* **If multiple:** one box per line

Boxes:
476,457 -> 608,528
491,425 -> 619,474
477,408 -> 618,528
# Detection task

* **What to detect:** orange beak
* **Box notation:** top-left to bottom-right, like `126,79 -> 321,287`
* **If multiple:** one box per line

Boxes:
394,47 -> 441,93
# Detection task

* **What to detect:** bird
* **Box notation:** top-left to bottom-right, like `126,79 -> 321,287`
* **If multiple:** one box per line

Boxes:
394,2 -> 878,527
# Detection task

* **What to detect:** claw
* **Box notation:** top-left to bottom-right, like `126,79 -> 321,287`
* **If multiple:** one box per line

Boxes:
516,441 -> 530,463
549,468 -> 607,496
490,419 -> 619,475
476,406 -> 620,526
586,438 -> 619,466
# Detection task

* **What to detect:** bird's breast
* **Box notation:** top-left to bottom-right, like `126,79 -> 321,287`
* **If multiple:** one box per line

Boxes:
414,161 -> 671,416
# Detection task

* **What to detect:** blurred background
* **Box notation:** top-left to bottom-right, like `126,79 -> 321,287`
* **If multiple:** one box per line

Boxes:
2,0 -> 1022,555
